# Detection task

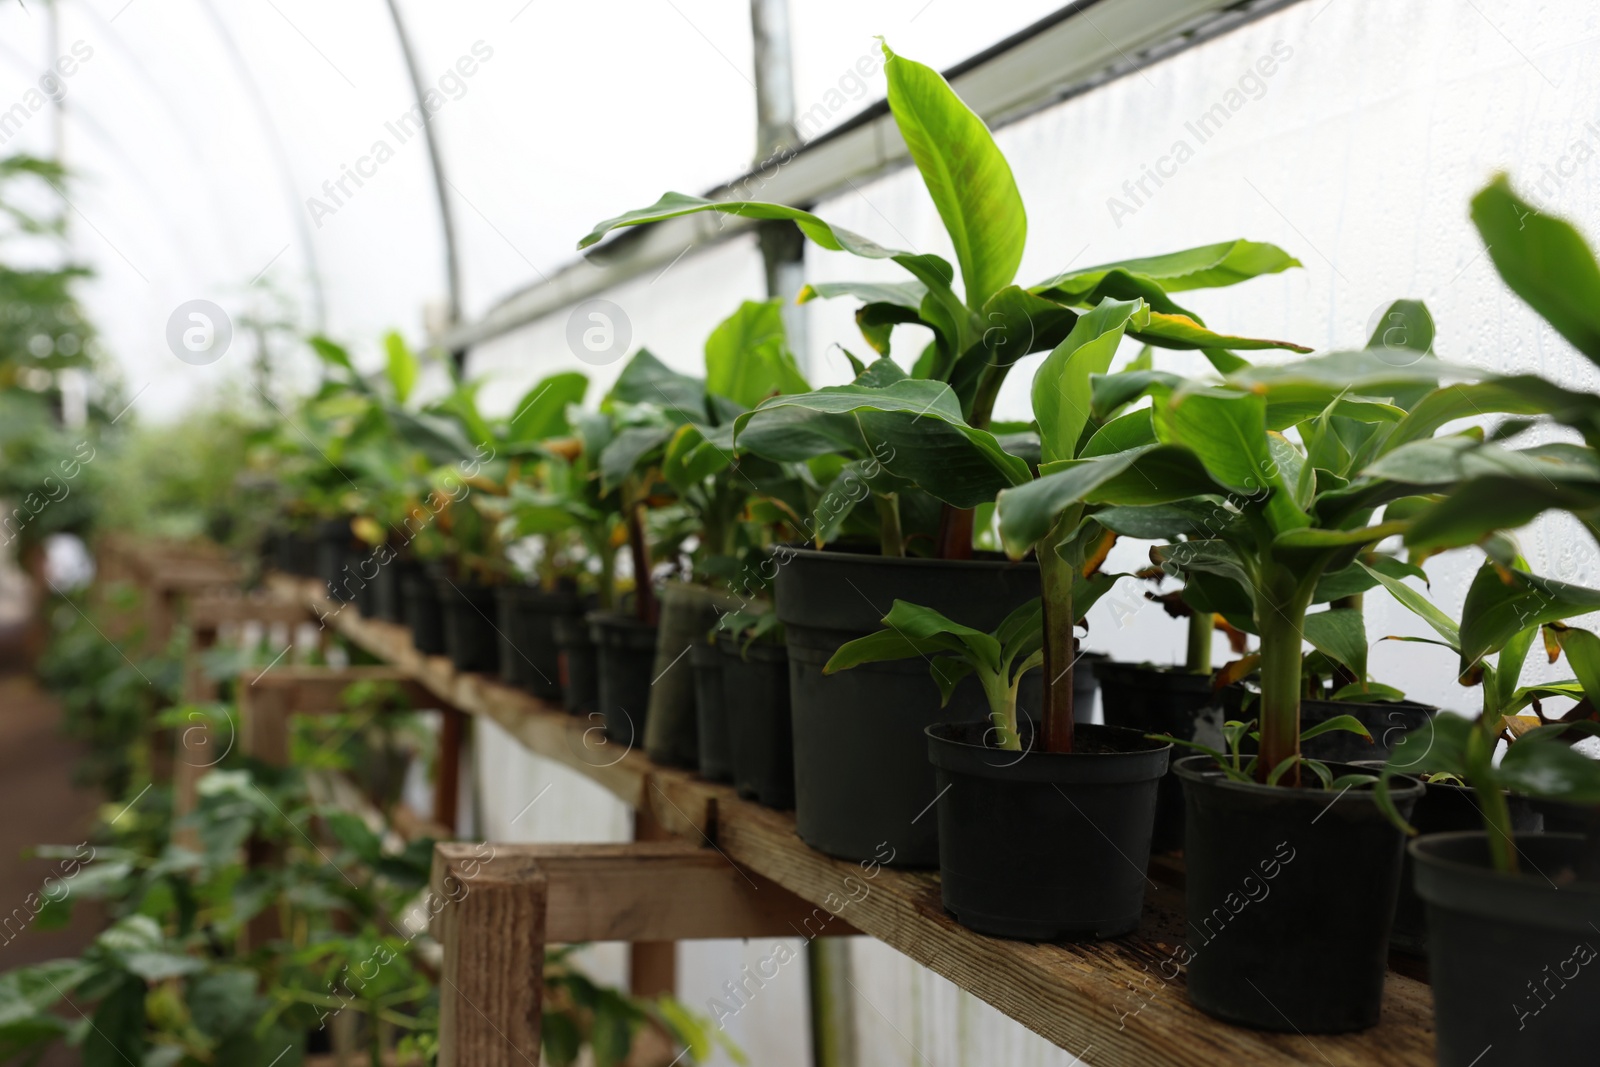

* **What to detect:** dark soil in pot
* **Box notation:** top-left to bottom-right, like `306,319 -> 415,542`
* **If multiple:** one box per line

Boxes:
723,642 -> 794,809
645,583 -> 733,768
552,613 -> 599,717
434,575 -> 501,674
1174,754 -> 1424,1033
1414,832 -> 1600,1066
926,722 -> 1169,940
401,567 -> 446,656
777,546 -> 1040,867
590,612 -> 657,750
692,642 -> 731,783
495,583 -> 581,700
1095,661 -> 1218,854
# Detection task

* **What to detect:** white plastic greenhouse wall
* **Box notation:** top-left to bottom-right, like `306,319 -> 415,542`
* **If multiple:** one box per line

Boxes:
7,0 -> 1600,1063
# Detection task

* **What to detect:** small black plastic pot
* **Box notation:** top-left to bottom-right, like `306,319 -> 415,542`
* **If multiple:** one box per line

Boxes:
495,583 -> 581,700
778,546 -> 1040,867
1415,832 -> 1600,1066
401,567 -> 447,656
1095,661 -> 1217,853
435,575 -> 501,674
692,642 -> 731,783
590,612 -> 657,749
646,583 -> 732,768
552,613 -> 599,716
352,551 -> 380,617
373,556 -> 417,624
316,518 -> 356,601
1174,754 -> 1424,1033
927,722 -> 1169,940
1383,780 -> 1541,956
723,642 -> 794,809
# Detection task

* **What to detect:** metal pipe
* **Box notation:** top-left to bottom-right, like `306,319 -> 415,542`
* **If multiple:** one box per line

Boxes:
749,0 -> 810,372
381,0 -> 464,358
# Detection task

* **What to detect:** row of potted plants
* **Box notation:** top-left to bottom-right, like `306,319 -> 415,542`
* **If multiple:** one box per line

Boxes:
256,43 -> 1600,1063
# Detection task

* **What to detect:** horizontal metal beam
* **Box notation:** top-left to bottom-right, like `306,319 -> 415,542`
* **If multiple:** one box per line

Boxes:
445,0 -> 1303,353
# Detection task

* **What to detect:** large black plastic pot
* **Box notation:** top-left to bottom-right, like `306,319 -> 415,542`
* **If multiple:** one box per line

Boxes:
401,568 -> 446,656
723,642 -> 794,809
435,575 -> 501,674
1225,687 -> 1437,763
590,613 -> 657,750
1415,832 -> 1600,1065
552,613 -> 599,716
495,583 -> 581,700
1386,782 -> 1541,956
777,547 -> 1040,866
1174,755 -> 1424,1033
692,642 -> 731,783
1095,662 -> 1217,853
927,722 -> 1168,940
646,583 -> 733,768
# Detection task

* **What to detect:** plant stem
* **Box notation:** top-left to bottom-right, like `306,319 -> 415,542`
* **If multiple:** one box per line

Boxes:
1472,681 -> 1519,874
934,504 -> 975,561
624,482 -> 656,624
982,670 -> 1020,750
874,493 -> 904,558
1038,521 -> 1077,753
1256,568 -> 1313,785
597,534 -> 616,611
1186,611 -> 1214,674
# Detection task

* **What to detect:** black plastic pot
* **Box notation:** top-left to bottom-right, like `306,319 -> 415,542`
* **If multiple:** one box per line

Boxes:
1174,755 -> 1424,1033
1385,782 -> 1542,956
1414,832 -> 1600,1065
352,551 -> 380,617
401,568 -> 447,656
434,575 -> 501,674
927,722 -> 1169,940
316,518 -> 356,601
590,612 -> 657,749
723,642 -> 794,809
495,583 -> 581,700
646,583 -> 732,768
1072,651 -> 1107,724
1224,687 -> 1438,764
1096,661 -> 1218,853
692,642 -> 731,782
552,613 -> 599,716
777,547 -> 1040,866
373,556 -> 417,624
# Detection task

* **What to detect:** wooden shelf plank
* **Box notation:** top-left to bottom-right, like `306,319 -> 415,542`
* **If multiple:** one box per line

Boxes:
269,574 -> 1436,1065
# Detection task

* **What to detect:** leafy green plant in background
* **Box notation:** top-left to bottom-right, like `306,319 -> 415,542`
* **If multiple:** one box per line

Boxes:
581,42 -> 1305,557
825,599 -> 1043,750
1371,554 -> 1600,871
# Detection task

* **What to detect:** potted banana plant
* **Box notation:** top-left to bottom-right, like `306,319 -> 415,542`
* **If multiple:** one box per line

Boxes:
993,295 -> 1540,1031
582,42 -> 1304,865
827,595 -> 1168,940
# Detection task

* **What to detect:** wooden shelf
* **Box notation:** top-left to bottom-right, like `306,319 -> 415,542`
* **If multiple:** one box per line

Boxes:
267,575 -> 1436,1066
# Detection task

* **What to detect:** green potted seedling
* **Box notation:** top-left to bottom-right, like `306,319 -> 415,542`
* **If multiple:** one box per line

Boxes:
991,293 -> 1546,1031
580,41 -> 1304,866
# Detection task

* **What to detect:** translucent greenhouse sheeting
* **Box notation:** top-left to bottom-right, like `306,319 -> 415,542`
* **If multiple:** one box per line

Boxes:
0,0 -> 1069,421
465,2 -> 1600,1062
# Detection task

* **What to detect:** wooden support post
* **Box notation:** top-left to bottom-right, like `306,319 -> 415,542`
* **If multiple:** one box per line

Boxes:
629,807 -> 678,998
430,841 -> 852,1067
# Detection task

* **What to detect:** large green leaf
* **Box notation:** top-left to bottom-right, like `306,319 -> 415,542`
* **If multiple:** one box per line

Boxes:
824,598 -> 1002,675
703,299 -> 809,409
1160,387 -> 1273,495
508,372 -> 588,443
1472,174 -> 1600,365
883,41 -> 1025,307
1035,239 -> 1302,296
1032,298 -> 1146,464
997,444 -> 1224,554
1386,375 -> 1600,451
1303,607 -> 1368,680
1359,561 -> 1460,648
383,331 -> 419,403
579,191 -> 902,258
1459,560 -> 1600,667
1365,299 -> 1435,356
606,349 -> 706,423
598,425 -> 673,493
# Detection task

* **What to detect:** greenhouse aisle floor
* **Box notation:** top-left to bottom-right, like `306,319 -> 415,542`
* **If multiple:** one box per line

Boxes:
0,631 -> 104,1067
